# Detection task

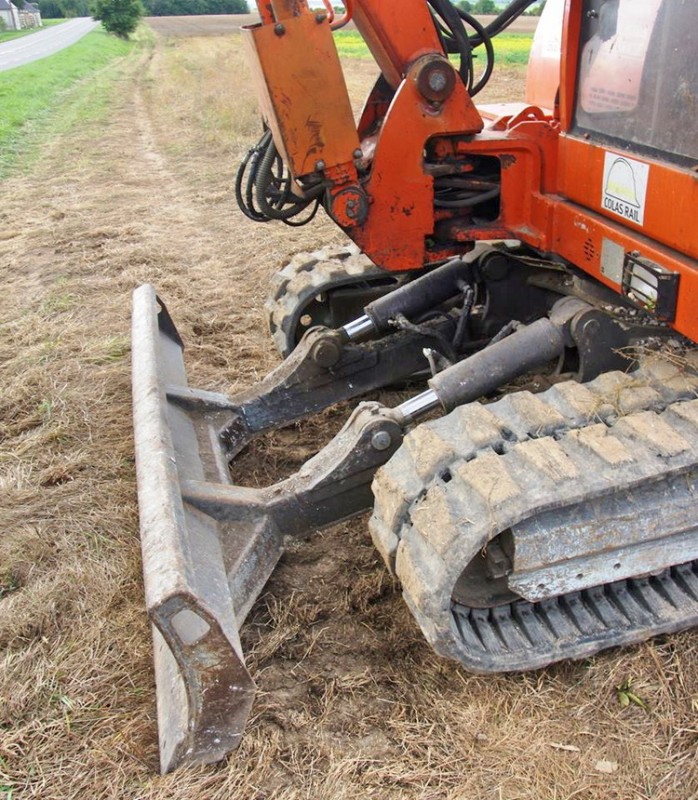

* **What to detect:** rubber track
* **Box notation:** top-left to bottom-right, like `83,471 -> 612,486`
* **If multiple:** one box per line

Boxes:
370,354 -> 698,672
265,244 -> 389,357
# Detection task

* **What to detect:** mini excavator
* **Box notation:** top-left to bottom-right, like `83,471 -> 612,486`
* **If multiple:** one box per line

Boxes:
132,0 -> 698,773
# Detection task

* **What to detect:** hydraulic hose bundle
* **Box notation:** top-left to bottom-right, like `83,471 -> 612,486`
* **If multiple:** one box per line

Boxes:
235,130 -> 324,226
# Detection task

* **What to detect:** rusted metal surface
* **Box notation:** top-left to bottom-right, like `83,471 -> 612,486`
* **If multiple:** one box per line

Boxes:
242,11 -> 360,179
510,473 -> 698,601
132,286 -> 256,773
212,318 -> 448,457
351,0 -> 447,90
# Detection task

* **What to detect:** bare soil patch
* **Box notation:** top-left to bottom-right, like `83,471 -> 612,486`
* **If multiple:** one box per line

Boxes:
0,27 -> 695,800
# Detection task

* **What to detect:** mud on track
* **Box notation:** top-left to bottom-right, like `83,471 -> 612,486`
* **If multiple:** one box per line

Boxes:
0,24 -> 696,800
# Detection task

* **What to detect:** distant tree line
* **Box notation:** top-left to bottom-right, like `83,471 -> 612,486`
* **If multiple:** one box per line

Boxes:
38,0 -> 87,18
141,0 -> 247,15
38,0 -> 247,18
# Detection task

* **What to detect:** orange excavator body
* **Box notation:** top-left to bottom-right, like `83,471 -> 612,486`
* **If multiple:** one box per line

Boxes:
243,0 -> 697,340
131,0 -> 698,773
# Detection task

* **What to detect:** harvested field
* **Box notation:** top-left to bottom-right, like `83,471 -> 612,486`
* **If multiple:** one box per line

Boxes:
145,13 -> 539,36
144,13 -> 261,36
0,19 -> 696,800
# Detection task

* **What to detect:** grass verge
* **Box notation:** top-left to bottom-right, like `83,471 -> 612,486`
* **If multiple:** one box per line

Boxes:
333,29 -> 532,66
0,25 -> 150,178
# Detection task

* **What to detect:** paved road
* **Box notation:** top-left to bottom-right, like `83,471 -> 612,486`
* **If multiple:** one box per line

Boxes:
0,17 -> 100,72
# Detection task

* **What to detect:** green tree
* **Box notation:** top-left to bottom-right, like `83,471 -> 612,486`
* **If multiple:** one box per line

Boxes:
92,0 -> 143,37
59,0 -> 89,16
473,0 -> 497,12
456,0 -> 473,11
38,0 -> 65,18
221,0 -> 249,11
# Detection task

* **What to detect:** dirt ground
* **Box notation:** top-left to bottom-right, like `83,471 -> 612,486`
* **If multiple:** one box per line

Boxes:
0,18 -> 696,800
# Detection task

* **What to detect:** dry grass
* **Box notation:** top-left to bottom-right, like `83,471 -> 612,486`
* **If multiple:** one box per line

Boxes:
1,25 -> 697,800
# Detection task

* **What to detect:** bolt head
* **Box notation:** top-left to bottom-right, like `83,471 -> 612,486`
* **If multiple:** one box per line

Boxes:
416,60 -> 455,104
310,339 -> 341,368
428,72 -> 448,92
582,318 -> 601,336
274,23 -> 285,35
371,430 -> 392,451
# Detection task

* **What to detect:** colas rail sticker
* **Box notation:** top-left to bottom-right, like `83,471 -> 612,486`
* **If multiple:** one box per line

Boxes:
601,151 -> 649,226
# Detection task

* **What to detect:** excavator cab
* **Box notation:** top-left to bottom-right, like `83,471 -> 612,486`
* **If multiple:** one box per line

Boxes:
131,0 -> 698,773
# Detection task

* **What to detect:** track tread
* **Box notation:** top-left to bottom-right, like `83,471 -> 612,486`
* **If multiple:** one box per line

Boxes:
264,244 -> 388,357
369,356 -> 698,672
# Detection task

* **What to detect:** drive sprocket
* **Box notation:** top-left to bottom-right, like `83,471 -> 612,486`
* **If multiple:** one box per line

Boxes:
370,353 -> 698,672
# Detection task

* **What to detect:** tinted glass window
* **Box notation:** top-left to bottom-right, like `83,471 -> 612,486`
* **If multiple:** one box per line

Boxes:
574,0 -> 697,162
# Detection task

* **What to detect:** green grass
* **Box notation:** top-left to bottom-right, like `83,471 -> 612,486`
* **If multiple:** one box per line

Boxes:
332,30 -> 373,59
487,32 -> 533,65
334,29 -> 533,67
0,26 -> 146,177
0,19 -> 65,44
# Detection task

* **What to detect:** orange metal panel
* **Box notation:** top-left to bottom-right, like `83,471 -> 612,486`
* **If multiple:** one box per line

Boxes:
557,136 -> 698,261
352,0 -> 445,90
550,202 -> 698,341
558,0 -> 581,131
351,63 -> 483,270
253,0 -> 274,25
426,115 -> 559,254
242,14 -> 360,178
525,0 -> 564,111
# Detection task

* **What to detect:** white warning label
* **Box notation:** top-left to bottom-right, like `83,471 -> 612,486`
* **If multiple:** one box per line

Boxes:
601,152 -> 649,226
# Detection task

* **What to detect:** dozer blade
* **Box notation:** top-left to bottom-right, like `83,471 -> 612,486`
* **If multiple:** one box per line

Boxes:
132,285 -> 261,773
131,285 -> 406,771
132,278 -> 694,768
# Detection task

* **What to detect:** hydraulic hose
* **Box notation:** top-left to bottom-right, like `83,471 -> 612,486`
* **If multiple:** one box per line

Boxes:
429,0 -> 539,97
236,131 -> 323,226
364,257 -> 472,333
253,139 -> 316,222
